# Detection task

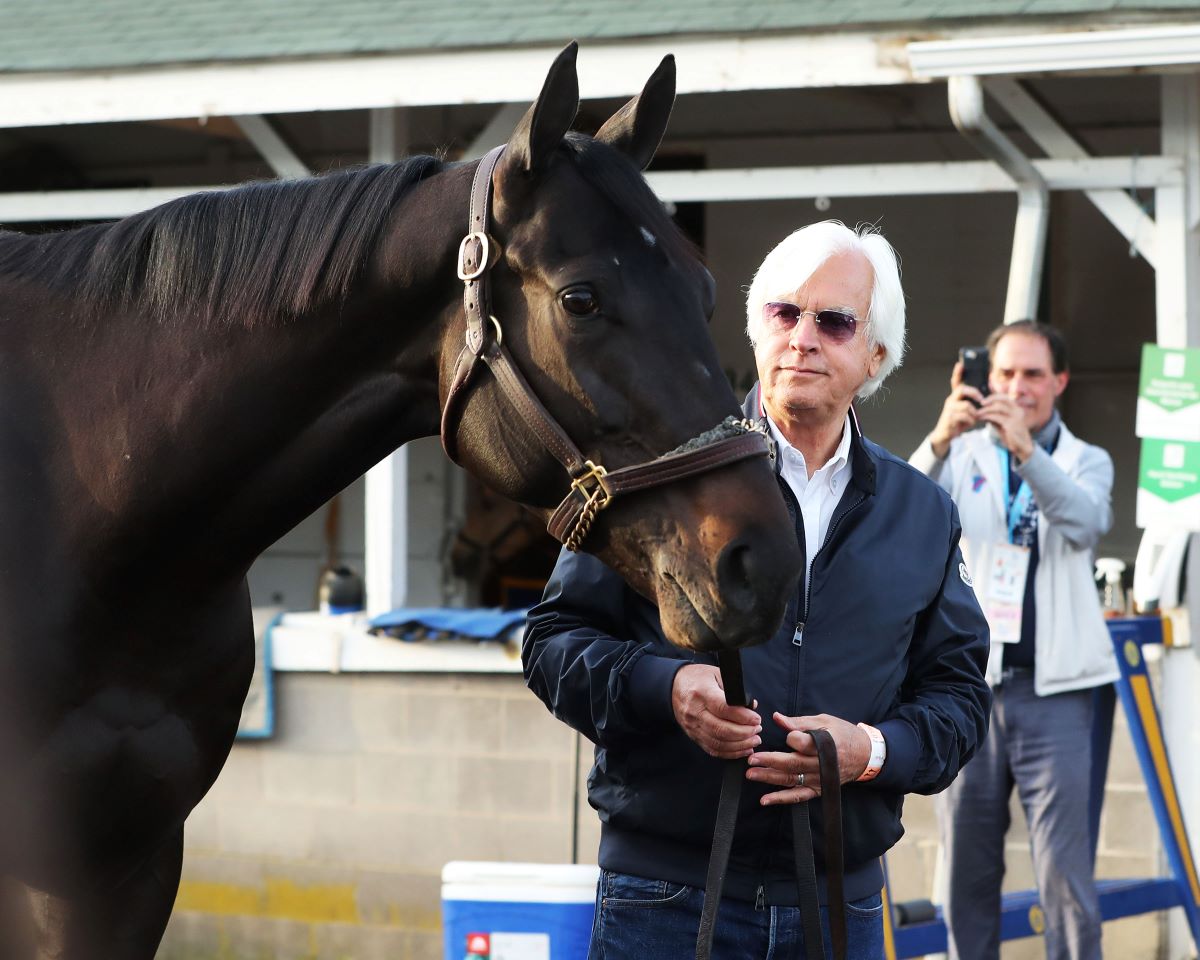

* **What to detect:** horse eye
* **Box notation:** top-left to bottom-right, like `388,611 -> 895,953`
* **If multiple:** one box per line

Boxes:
560,286 -> 600,317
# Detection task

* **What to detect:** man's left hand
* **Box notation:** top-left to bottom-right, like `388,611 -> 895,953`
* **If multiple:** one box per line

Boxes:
746,713 -> 872,806
978,394 -> 1034,463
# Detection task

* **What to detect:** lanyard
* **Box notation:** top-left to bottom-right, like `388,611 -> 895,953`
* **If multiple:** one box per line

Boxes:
997,448 -> 1035,545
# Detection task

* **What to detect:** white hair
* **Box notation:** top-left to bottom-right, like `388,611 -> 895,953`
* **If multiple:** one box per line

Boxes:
745,220 -> 906,399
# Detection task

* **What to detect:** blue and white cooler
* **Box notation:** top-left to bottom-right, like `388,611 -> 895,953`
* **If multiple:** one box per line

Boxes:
441,861 -> 600,960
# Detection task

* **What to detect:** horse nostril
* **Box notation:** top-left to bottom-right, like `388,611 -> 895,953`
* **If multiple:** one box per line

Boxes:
716,538 -> 759,614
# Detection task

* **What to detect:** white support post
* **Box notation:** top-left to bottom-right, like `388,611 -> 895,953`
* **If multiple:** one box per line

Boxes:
1157,72 -> 1200,960
1157,75 -> 1200,349
230,114 -> 311,180
461,102 -> 526,160
985,77 -> 1160,267
363,108 -> 412,615
364,450 -> 408,617
948,75 -> 1049,324
368,107 -> 410,164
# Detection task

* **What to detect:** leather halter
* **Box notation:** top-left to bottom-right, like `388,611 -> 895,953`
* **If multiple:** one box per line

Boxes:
439,144 -> 772,552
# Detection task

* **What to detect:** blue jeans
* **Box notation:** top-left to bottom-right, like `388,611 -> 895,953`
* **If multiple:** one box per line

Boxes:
588,870 -> 885,960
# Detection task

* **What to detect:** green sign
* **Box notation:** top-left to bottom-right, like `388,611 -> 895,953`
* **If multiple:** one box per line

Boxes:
1137,343 -> 1200,441
1137,437 -> 1200,530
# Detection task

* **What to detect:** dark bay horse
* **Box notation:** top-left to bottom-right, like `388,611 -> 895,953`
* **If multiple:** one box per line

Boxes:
0,45 -> 801,958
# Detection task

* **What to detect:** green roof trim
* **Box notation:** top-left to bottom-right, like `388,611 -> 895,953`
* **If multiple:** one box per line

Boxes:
1,0 -> 1197,73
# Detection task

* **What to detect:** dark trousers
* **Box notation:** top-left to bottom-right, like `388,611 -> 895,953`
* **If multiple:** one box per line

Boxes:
937,671 -> 1102,960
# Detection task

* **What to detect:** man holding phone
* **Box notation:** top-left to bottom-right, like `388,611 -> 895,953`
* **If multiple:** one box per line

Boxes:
909,320 -> 1118,960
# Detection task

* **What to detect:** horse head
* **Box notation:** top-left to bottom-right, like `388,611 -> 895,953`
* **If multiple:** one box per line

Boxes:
440,45 -> 802,652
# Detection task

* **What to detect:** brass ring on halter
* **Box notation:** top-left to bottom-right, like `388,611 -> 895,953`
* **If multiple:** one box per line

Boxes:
489,315 -> 503,346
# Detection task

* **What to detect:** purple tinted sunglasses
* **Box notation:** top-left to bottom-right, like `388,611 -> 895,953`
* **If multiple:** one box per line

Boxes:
761,301 -> 859,344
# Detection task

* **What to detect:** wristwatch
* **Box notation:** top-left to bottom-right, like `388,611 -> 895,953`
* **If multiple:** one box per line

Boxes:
856,723 -> 886,782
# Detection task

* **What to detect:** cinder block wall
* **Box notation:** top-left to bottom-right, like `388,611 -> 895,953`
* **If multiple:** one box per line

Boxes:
161,672 -> 584,960
160,669 -> 1163,960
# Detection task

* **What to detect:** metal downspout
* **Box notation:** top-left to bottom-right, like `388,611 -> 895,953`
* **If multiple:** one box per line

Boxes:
948,75 -> 1050,324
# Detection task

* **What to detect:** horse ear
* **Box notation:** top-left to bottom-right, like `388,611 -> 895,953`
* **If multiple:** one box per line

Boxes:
594,54 -> 676,170
500,42 -> 580,179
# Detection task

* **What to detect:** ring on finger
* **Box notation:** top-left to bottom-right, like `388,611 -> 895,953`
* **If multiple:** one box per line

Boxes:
795,772 -> 805,787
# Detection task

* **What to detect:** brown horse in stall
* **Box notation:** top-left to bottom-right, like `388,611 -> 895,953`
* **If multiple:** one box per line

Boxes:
0,45 -> 801,958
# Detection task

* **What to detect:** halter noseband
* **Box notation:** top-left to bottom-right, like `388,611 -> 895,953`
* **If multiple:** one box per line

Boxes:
439,144 -> 771,552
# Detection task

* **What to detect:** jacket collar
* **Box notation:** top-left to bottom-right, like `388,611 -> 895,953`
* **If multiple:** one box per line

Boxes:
742,384 -> 877,496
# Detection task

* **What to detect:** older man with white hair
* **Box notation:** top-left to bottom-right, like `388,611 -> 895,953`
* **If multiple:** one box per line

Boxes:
524,221 -> 991,960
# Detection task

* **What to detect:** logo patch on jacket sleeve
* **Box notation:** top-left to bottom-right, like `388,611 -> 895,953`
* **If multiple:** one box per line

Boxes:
959,562 -> 974,587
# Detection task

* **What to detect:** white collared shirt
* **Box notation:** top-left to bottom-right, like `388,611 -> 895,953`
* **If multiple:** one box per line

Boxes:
767,413 -> 854,581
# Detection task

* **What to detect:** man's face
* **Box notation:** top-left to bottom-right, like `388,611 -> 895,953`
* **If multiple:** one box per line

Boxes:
988,332 -> 1068,432
753,250 -> 883,429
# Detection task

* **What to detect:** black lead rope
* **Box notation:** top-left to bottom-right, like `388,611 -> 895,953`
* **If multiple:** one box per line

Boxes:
695,651 -> 846,960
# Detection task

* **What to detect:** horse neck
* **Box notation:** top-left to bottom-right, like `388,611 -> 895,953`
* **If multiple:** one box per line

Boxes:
46,164 -> 476,583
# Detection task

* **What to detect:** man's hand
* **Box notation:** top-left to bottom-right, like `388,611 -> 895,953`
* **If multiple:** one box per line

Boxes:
746,713 -> 872,805
978,393 -> 1035,463
929,361 -> 985,459
671,664 -> 761,759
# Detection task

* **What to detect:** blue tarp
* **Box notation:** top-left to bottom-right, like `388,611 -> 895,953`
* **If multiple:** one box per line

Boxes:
368,607 -> 530,642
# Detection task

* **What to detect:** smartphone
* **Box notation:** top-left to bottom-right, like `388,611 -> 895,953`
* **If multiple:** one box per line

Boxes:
958,346 -> 990,405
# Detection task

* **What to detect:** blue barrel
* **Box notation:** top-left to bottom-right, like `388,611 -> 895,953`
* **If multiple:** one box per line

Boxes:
441,862 -> 600,960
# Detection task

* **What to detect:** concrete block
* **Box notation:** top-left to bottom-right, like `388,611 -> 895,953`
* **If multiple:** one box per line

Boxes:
308,806 -> 402,869
1094,852 -> 1160,881
1000,842 -> 1035,893
204,744 -> 264,807
310,808 -> 459,873
354,869 -> 441,929
349,676 -> 410,752
158,910 -> 224,960
356,751 -> 460,812
1106,706 -> 1146,787
183,791 -> 222,852
178,852 -> 267,888
1007,793 -> 1029,844
1099,787 -> 1158,857
404,687 -> 504,753
219,800 -> 315,860
1101,913 -> 1161,959
313,922 -> 411,960
501,696 -> 575,757
900,792 -> 939,837
407,929 -> 444,960
212,914 -> 315,958
885,835 -> 937,905
575,752 -> 601,863
500,816 -> 572,863
262,751 -> 357,807
1000,935 -> 1047,960
453,755 -> 561,817
275,674 -> 359,754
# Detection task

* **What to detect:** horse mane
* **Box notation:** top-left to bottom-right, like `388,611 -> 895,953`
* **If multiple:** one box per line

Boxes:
0,155 -> 444,328
0,139 -> 691,330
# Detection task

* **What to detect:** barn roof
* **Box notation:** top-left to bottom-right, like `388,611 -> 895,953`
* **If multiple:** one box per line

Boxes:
2,0 -> 1197,73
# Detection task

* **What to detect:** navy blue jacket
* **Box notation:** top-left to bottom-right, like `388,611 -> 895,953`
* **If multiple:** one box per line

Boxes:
523,391 -> 991,906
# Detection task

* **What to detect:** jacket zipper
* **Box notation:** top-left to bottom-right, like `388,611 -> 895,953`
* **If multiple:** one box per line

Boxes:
801,490 -> 867,625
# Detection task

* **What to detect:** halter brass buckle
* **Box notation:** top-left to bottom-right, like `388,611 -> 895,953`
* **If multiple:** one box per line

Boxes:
571,461 -> 611,508
457,232 -> 492,281
564,461 -> 612,552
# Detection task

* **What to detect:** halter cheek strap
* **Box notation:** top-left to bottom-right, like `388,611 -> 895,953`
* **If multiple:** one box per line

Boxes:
439,144 -> 772,552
